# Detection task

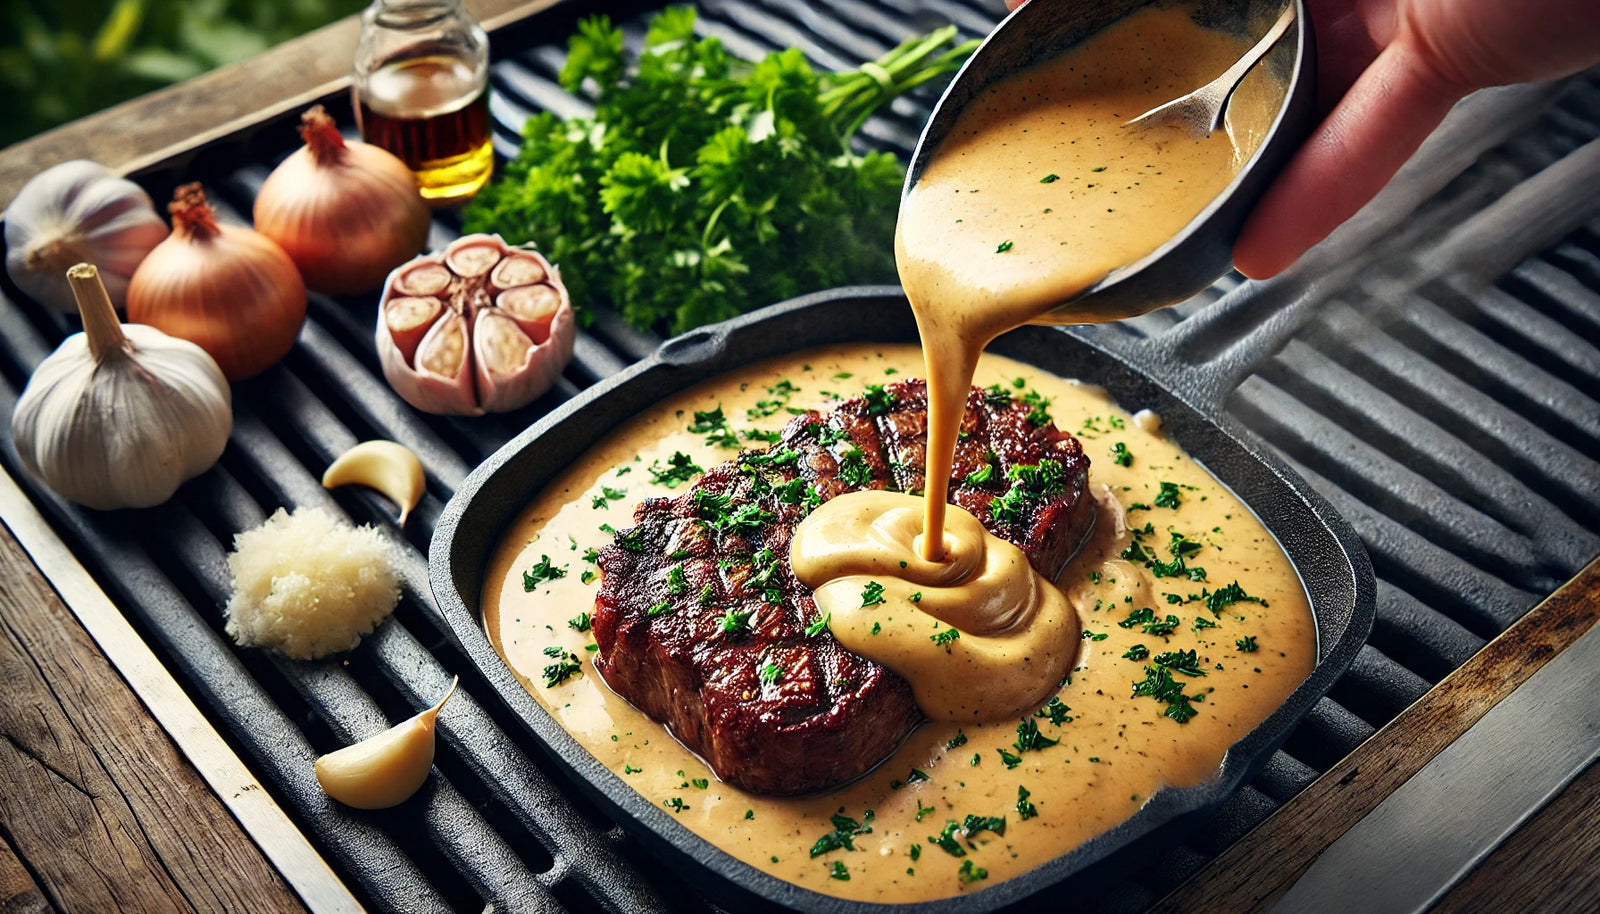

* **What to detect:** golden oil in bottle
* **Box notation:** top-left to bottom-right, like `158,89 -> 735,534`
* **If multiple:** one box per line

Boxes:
353,0 -> 492,207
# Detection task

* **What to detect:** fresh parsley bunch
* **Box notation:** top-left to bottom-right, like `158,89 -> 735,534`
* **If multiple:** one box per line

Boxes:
463,7 -> 974,335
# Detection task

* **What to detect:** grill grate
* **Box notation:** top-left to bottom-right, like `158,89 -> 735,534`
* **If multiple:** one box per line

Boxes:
2,1 -> 1598,911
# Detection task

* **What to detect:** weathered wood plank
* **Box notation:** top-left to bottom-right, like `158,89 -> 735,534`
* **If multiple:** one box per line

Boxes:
0,0 -> 560,209
0,517 -> 303,914
1430,759 -> 1600,914
1151,556 -> 1600,913
0,829 -> 51,914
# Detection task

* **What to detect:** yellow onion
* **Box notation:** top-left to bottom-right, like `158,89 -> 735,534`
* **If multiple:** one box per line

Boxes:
127,183 -> 307,381
253,106 -> 431,296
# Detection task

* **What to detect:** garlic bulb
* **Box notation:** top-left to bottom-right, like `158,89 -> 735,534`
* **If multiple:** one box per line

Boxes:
4,160 -> 169,313
315,678 -> 458,809
11,264 -> 232,510
375,234 -> 576,415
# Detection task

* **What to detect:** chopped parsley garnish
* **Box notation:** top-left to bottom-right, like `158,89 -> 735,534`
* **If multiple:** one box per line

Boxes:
541,649 -> 583,687
665,797 -> 687,813
1236,635 -> 1259,652
591,485 -> 628,509
916,799 -> 936,822
522,555 -> 568,590
860,581 -> 886,607
648,451 -> 703,488
692,778 -> 709,789
1193,616 -> 1218,632
1151,649 -> 1207,677
1131,650 -> 1210,724
1040,173 -> 1060,183
805,613 -> 831,637
1016,786 -> 1038,820
1014,717 -> 1059,753
1110,442 -> 1133,467
581,547 -> 600,564
773,477 -> 813,506
742,428 -> 782,444
946,732 -> 969,750
1123,644 -> 1150,661
742,447 -> 801,468
698,583 -> 716,606
810,812 -> 874,857
665,563 -> 688,595
996,747 -> 1022,769
909,844 -> 922,861
830,861 -> 850,881
929,821 -> 966,857
720,607 -> 754,635
759,661 -> 784,685
1118,607 -> 1180,638
581,570 -> 597,584
745,809 -> 754,820
990,459 -> 1069,526
958,860 -> 988,883
871,621 -> 882,635
1153,481 -> 1183,508
646,600 -> 673,617
747,380 -> 800,419
995,240 -> 1014,253
568,612 -> 592,632
966,463 -> 995,485
1206,581 -> 1269,614
836,446 -> 873,488
624,764 -> 642,774
1034,696 -> 1072,726
688,406 -> 739,449
931,627 -> 960,649
861,384 -> 895,415
1019,388 -> 1053,426
962,814 -> 1006,841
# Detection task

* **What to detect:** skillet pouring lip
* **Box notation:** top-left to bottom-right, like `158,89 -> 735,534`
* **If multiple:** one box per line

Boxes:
429,286 -> 1375,912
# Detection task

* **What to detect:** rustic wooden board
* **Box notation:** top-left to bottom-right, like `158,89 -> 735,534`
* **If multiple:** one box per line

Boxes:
0,516 -> 305,913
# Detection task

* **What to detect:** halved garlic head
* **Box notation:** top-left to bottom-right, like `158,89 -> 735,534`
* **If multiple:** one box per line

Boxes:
375,234 -> 576,415
321,440 -> 426,526
315,677 -> 458,810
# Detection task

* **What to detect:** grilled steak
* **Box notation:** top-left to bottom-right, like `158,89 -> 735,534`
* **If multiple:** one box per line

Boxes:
592,379 -> 1092,795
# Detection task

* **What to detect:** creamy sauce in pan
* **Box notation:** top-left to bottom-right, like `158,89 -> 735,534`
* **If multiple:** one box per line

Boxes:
483,345 -> 1314,902
483,4 -> 1304,902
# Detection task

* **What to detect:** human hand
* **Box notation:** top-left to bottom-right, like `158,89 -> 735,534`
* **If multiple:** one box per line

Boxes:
1001,0 -> 1600,278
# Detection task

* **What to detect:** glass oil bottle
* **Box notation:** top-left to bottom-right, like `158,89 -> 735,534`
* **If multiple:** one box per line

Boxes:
353,0 -> 493,206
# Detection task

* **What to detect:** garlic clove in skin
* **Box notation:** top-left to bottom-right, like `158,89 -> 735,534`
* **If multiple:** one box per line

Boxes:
4,160 -> 169,313
375,234 -> 576,416
321,440 -> 427,526
315,677 -> 458,810
10,263 -> 231,510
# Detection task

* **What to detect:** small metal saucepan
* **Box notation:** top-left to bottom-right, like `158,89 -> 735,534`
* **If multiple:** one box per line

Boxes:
905,0 -> 1317,324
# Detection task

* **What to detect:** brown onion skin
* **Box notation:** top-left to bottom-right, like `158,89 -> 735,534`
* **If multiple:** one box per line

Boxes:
254,107 -> 431,296
128,184 -> 307,381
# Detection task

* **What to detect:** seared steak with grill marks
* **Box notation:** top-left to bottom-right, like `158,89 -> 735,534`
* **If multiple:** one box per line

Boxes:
592,379 -> 1092,795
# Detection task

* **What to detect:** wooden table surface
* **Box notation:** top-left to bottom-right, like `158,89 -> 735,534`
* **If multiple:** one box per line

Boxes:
2,3 -> 1598,911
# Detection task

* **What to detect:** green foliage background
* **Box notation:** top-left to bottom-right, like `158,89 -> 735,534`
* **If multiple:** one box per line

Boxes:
1,0 -> 368,148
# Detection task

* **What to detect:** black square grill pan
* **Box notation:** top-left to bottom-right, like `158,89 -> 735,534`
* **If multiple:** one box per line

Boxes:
430,284 -> 1377,912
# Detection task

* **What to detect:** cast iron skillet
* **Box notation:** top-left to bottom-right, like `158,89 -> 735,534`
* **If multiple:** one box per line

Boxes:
430,286 -> 1376,912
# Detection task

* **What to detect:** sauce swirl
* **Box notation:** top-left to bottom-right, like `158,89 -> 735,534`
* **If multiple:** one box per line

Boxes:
792,492 -> 1079,719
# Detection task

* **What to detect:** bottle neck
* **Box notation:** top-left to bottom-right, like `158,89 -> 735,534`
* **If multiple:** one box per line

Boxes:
371,0 -> 463,28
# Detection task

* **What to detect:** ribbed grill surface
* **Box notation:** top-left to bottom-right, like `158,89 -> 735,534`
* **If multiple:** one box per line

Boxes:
1,1 -> 1596,911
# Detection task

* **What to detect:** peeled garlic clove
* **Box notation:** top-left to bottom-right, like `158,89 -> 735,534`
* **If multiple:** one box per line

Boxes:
394,262 -> 452,297
443,237 -> 502,278
489,252 -> 546,289
497,284 -> 560,344
321,440 -> 426,526
383,295 -> 442,365
315,678 -> 457,810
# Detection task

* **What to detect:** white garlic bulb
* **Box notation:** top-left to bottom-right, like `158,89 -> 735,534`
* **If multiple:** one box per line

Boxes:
4,160 -> 168,313
11,264 -> 232,510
